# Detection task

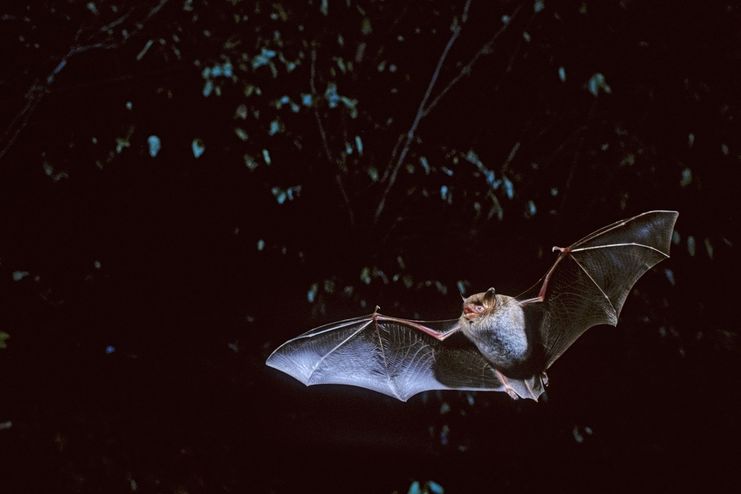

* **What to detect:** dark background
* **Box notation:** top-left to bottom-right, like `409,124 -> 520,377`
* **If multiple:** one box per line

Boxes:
1,1 -> 739,492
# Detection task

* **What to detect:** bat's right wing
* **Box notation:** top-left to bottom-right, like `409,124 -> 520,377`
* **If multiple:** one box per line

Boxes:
266,313 -> 545,401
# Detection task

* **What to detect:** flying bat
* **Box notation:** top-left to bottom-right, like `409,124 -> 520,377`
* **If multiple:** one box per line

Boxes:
266,210 -> 678,401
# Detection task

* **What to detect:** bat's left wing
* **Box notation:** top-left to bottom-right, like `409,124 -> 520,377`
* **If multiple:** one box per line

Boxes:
519,210 -> 678,368
266,313 -> 541,401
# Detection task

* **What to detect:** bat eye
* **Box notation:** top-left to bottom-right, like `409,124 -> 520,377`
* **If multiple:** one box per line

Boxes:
475,304 -> 485,313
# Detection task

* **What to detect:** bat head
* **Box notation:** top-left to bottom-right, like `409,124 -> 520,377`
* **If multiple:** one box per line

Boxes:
461,287 -> 497,322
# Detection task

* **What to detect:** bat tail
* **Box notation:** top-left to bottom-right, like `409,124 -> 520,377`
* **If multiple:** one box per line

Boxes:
518,373 -> 547,401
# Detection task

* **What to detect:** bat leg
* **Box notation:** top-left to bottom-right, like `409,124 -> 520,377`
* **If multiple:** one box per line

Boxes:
494,369 -> 519,400
541,371 -> 549,387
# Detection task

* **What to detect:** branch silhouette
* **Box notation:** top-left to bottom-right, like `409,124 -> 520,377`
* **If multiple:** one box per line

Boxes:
374,0 -> 526,222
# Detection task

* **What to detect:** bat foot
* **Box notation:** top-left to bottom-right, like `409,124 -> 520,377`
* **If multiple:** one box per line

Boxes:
504,387 -> 520,400
494,369 -> 520,400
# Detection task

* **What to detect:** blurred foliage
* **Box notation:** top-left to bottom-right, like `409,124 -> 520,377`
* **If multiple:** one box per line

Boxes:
0,0 -> 739,493
404,479 -> 445,494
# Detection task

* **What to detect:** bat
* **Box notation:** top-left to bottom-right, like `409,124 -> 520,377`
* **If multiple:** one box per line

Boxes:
266,210 -> 678,402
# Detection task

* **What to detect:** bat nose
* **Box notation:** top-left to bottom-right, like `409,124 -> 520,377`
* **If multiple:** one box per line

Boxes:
463,304 -> 476,315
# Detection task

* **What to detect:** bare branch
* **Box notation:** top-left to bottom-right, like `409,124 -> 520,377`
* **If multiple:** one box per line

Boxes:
311,46 -> 355,225
422,1 -> 526,119
0,81 -> 45,161
501,140 -> 521,175
0,0 -> 170,163
1,15 -> 32,23
374,0 -> 473,221
310,46 -> 335,168
99,8 -> 135,33
373,1 -> 529,222
559,101 -> 598,218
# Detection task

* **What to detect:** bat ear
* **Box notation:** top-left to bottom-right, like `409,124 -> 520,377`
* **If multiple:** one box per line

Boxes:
484,287 -> 496,305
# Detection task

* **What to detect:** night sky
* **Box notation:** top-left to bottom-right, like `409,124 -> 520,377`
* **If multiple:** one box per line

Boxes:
1,1 -> 739,493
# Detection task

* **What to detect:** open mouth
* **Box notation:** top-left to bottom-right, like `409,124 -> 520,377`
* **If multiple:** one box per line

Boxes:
463,305 -> 480,316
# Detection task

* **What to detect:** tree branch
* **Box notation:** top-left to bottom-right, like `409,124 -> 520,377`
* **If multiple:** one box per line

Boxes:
310,46 -> 334,168
374,0 -> 473,221
310,45 -> 355,225
422,1 -> 525,119
0,0 -> 170,163
374,0 -> 527,222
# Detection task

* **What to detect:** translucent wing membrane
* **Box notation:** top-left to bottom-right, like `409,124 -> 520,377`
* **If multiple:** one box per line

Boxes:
266,210 -> 677,401
266,315 -> 545,401
530,210 -> 678,367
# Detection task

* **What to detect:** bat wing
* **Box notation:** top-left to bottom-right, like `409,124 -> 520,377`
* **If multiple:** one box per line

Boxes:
266,313 -> 542,401
520,210 -> 678,368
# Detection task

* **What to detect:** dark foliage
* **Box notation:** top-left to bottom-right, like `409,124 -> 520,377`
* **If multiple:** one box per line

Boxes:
0,0 -> 738,492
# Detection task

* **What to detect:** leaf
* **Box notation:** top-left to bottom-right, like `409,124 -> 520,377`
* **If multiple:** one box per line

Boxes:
252,47 -> 277,69
427,481 -> 445,494
268,119 -> 281,136
680,167 -> 692,187
115,134 -> 131,154
664,268 -> 676,286
202,79 -> 214,97
465,149 -> 483,166
307,284 -> 318,303
147,135 -> 161,157
192,138 -> 206,158
456,280 -> 468,294
235,127 -> 249,141
12,271 -> 29,282
360,267 -> 372,285
234,104 -> 248,119
244,154 -> 258,170
325,83 -> 340,108
42,161 -> 69,182
587,72 -> 612,96
271,187 -> 287,205
271,185 -> 301,205
361,17 -> 373,35
136,39 -> 154,61
502,176 -> 514,199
